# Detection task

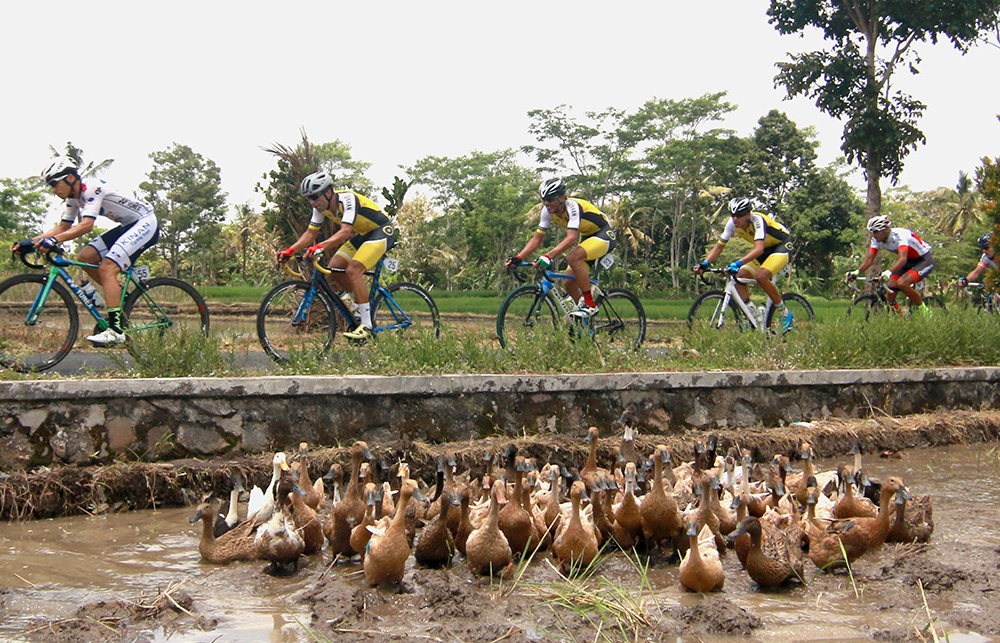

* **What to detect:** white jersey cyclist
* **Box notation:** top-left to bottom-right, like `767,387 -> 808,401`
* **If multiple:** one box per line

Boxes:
59,178 -> 157,270
868,227 -> 932,259
977,251 -> 999,272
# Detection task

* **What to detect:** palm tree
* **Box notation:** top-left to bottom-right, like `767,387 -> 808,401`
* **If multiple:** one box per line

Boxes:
47,142 -> 113,178
604,198 -> 653,286
929,171 -> 982,237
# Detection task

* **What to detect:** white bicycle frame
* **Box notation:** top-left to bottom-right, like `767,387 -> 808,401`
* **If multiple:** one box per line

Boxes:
703,265 -> 789,331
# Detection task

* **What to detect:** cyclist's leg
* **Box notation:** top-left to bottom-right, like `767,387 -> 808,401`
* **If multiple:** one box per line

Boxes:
570,233 -> 612,312
755,251 -> 788,307
91,218 -> 158,341
346,229 -> 393,334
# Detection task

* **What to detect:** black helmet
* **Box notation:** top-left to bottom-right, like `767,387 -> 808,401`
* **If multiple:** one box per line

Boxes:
728,197 -> 752,216
978,233 -> 993,249
539,177 -> 567,200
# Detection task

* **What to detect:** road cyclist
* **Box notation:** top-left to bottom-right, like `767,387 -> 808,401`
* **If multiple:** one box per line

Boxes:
846,215 -> 935,317
956,232 -> 998,313
692,197 -> 795,332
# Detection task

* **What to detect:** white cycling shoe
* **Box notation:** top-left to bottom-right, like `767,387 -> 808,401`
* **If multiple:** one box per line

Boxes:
569,302 -> 598,319
87,328 -> 126,346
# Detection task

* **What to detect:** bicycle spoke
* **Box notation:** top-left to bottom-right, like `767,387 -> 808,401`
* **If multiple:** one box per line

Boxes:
0,274 -> 79,372
257,281 -> 337,363
496,286 -> 559,351
372,282 -> 440,339
593,288 -> 646,351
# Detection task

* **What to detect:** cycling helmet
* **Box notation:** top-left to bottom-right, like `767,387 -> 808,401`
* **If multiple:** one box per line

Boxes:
866,215 -> 891,233
977,233 -> 993,248
539,177 -> 567,200
41,157 -> 79,184
728,197 -> 752,216
299,172 -> 334,197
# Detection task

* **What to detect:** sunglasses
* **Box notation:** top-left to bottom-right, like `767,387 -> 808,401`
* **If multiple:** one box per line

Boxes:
306,193 -> 323,202
47,178 -> 63,188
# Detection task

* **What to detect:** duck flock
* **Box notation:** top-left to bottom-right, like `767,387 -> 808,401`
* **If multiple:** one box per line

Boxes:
190,426 -> 934,592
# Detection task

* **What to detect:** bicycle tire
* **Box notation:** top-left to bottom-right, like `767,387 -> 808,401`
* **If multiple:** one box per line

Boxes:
687,290 -> 749,330
765,293 -> 814,335
496,284 -> 560,350
257,280 -> 338,363
123,277 -> 211,360
0,273 -> 80,372
371,282 -> 441,339
592,288 -> 646,351
847,294 -> 882,321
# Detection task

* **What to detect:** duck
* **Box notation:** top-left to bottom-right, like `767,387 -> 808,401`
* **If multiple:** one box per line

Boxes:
886,488 -> 934,543
287,474 -> 325,555
454,486 -> 475,557
415,489 -> 460,567
552,480 -> 599,575
498,457 -> 536,559
364,478 -> 422,587
708,475 -> 738,537
322,462 -> 345,505
254,497 -> 305,575
247,452 -> 289,524
190,500 -> 258,564
804,476 -> 907,571
729,515 -> 805,588
639,445 -> 683,551
729,494 -> 751,567
465,482 -> 513,577
611,462 -> 643,549
588,474 -> 613,546
325,441 -> 371,557
679,521 -> 725,592
832,466 -> 877,519
214,470 -> 245,538
293,442 -> 324,510
579,426 -> 604,492
350,484 -> 381,560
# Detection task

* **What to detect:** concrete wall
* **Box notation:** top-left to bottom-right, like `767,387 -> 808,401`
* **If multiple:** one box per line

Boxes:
1,367 -> 998,469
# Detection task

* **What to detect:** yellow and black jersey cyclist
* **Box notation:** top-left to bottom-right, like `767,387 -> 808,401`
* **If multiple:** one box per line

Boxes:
505,177 -> 616,318
693,197 -> 794,330
276,172 -> 397,342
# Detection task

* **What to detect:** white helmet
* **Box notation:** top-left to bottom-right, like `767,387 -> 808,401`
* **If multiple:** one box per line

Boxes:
299,172 -> 334,197
539,177 -> 567,200
728,197 -> 752,216
41,157 -> 79,185
866,215 -> 891,233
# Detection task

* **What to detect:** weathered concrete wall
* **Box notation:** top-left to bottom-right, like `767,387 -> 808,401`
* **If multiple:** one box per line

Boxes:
1,367 -> 998,469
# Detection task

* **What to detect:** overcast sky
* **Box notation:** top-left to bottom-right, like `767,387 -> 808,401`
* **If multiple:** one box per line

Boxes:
4,0 -> 997,216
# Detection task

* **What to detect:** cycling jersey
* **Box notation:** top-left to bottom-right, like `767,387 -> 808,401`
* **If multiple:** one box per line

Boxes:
537,198 -> 611,238
308,190 -> 392,235
719,212 -> 789,247
60,179 -> 154,226
869,227 -> 932,258
977,251 -> 999,271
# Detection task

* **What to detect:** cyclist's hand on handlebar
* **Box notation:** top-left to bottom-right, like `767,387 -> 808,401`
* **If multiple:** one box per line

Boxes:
504,254 -> 521,269
957,277 -> 968,288
535,254 -> 552,270
304,243 -> 325,260
692,260 -> 709,274
276,247 -> 295,263
880,269 -> 892,282
845,269 -> 859,283
725,259 -> 743,274
37,237 -> 59,252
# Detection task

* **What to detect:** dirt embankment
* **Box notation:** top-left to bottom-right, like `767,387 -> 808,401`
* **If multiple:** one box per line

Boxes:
4,410 -> 999,522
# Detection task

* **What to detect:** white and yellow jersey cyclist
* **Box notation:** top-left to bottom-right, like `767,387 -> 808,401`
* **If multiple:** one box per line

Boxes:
694,197 -> 793,329
276,172 -> 397,341
506,177 -> 616,318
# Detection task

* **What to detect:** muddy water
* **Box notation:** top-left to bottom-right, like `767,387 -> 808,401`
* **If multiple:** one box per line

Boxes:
1,442 -> 998,642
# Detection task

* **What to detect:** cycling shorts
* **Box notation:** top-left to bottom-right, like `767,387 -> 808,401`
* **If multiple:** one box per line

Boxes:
87,217 -> 160,271
334,224 -> 398,270
891,252 -> 934,283
740,241 -> 789,277
579,228 -> 616,262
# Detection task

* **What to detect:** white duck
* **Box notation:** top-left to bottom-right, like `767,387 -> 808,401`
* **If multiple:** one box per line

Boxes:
247,452 -> 288,524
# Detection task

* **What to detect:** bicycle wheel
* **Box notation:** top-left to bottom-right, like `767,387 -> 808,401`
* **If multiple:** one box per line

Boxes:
592,288 -> 646,351
496,285 -> 560,350
766,293 -> 814,335
847,294 -> 883,321
0,274 -> 79,372
687,290 -> 747,330
257,281 -> 340,363
371,282 -> 441,339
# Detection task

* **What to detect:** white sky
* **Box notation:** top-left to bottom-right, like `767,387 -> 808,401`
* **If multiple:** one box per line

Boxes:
3,0 -> 997,218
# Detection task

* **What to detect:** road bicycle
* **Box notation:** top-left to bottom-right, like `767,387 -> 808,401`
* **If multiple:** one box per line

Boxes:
955,281 -> 999,315
846,275 -> 945,320
0,242 -> 210,373
256,252 -> 440,362
496,256 -> 646,352
687,268 -> 814,334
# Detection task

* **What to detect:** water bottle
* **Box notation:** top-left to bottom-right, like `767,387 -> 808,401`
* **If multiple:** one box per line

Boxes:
558,292 -> 575,316
81,280 -> 104,307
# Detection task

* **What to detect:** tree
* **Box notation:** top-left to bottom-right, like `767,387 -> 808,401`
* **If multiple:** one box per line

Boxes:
740,110 -> 819,213
139,144 -> 228,280
47,142 -> 113,179
974,154 -> 1000,227
0,177 -> 49,239
769,1 -> 1000,220
925,171 -> 982,237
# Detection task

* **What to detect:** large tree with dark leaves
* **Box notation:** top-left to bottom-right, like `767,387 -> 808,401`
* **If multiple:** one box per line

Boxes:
768,1 -> 1000,218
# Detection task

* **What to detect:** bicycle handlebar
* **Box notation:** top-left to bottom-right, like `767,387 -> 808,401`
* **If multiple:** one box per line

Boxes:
693,266 -> 756,287
11,240 -> 60,270
507,260 -> 560,284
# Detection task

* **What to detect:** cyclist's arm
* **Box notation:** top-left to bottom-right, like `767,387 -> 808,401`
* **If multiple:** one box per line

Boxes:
513,231 -> 545,261
701,242 -> 727,266
856,248 -> 878,273
34,219 -> 91,245
738,239 -> 765,265
965,264 -> 986,281
283,227 -> 321,256
318,222 -> 353,254
544,228 -> 580,261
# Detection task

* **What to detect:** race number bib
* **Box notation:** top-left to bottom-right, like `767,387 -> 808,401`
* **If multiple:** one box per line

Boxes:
132,265 -> 150,281
383,258 -> 399,273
